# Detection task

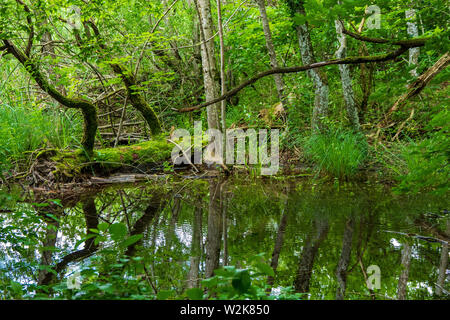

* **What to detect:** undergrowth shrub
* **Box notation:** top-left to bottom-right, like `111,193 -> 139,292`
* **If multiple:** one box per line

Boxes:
394,107 -> 449,195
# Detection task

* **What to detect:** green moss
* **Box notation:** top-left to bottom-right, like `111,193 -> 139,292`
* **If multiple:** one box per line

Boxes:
33,136 -> 172,181
93,135 -> 172,169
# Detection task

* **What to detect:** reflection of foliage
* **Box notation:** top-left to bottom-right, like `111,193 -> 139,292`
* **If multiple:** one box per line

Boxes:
0,179 -> 448,300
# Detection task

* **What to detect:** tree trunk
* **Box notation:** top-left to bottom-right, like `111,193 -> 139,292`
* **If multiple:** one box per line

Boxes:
335,218 -> 354,300
196,0 -> 221,130
205,180 -> 223,278
288,0 -> 329,132
217,0 -> 227,135
256,0 -> 287,106
406,8 -> 420,77
335,20 -> 360,131
397,241 -> 412,300
2,40 -> 98,155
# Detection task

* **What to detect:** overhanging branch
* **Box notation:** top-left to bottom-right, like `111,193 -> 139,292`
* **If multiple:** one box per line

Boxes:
175,29 -> 429,113
176,47 -> 412,113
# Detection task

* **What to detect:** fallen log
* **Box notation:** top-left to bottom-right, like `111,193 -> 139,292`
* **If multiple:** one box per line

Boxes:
30,135 -> 174,184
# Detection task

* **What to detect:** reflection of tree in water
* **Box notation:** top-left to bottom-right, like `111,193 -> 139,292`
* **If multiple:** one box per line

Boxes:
38,189 -> 167,288
39,197 -> 99,286
1,179 -> 448,299
293,218 -> 329,293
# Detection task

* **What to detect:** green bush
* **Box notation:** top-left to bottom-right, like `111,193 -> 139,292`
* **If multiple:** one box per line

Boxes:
304,128 -> 368,179
394,108 -> 449,195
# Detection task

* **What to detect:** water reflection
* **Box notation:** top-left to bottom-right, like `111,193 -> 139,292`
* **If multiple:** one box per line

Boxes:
0,178 -> 448,299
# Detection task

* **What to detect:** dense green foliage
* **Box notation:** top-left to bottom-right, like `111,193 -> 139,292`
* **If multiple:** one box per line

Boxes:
0,0 -> 448,302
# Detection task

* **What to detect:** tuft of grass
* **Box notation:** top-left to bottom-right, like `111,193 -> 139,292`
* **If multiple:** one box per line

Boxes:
0,102 -> 82,172
304,128 -> 368,179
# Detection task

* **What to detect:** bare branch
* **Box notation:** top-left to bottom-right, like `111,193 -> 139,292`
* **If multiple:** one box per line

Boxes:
341,23 -> 428,48
175,47 -> 412,113
16,0 -> 34,57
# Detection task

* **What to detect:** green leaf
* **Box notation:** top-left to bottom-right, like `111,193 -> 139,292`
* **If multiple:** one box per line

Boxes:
10,281 -> 22,295
121,234 -> 143,247
255,262 -> 275,277
157,290 -> 173,300
97,222 -> 109,232
109,223 -> 127,241
231,269 -> 251,294
186,288 -> 203,300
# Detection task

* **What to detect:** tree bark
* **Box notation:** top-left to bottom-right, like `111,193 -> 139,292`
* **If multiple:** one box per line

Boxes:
335,218 -> 354,300
406,8 -> 420,77
256,0 -> 287,106
335,20 -> 360,131
287,0 -> 329,132
205,180 -> 223,278
196,0 -> 221,130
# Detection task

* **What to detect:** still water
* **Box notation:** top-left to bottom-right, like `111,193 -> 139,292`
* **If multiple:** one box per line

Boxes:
0,177 -> 448,300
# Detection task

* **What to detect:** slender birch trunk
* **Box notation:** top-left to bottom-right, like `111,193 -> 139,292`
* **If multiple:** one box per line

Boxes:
406,8 -> 420,77
288,0 -> 329,132
217,0 -> 227,135
335,19 -> 360,131
196,0 -> 221,130
255,0 -> 286,106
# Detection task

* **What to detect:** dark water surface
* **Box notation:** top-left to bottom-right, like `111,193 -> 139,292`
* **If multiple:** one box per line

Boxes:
0,177 -> 449,300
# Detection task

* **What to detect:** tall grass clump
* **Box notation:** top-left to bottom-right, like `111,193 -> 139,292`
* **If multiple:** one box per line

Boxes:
0,101 -> 82,172
304,128 -> 368,179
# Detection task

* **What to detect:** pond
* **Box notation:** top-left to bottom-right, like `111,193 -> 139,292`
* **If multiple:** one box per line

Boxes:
0,177 -> 448,300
